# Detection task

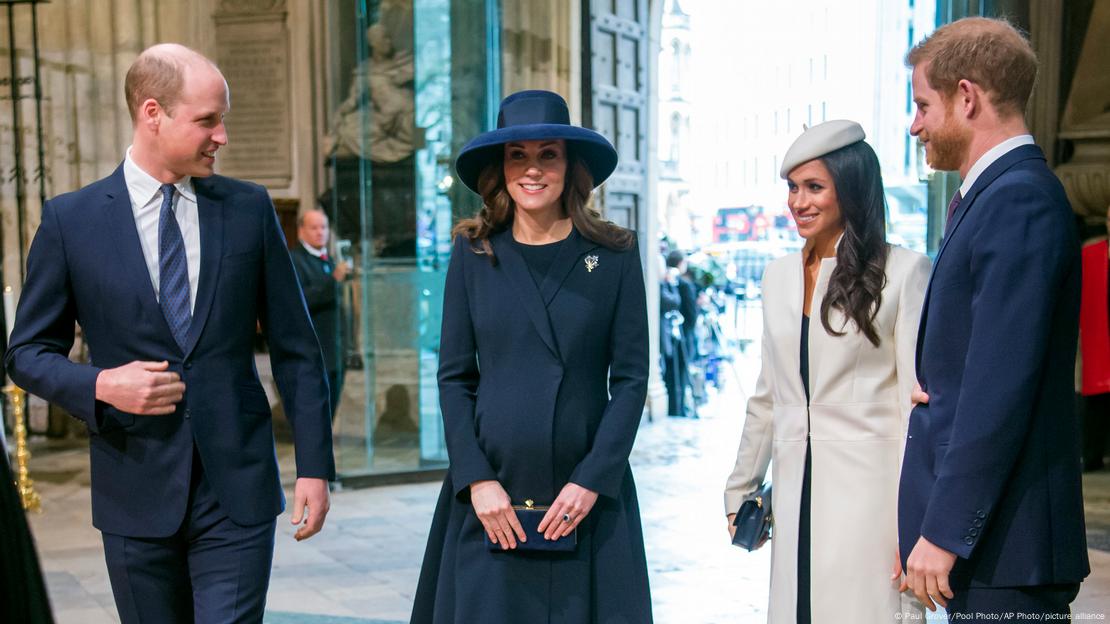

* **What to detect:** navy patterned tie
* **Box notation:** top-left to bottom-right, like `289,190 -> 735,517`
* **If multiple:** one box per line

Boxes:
158,183 -> 192,349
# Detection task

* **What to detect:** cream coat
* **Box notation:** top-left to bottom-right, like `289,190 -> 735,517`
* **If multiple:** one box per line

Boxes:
725,244 -> 930,623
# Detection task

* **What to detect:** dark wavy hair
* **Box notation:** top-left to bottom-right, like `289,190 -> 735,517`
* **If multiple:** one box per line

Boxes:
818,141 -> 890,347
451,144 -> 634,261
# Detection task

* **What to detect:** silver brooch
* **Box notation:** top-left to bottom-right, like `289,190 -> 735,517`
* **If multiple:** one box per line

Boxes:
585,255 -> 599,272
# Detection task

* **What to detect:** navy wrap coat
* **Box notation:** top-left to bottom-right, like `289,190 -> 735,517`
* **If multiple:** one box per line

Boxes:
411,228 -> 653,623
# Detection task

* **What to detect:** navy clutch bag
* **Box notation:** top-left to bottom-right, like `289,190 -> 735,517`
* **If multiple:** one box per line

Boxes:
485,500 -> 578,553
731,482 -> 772,551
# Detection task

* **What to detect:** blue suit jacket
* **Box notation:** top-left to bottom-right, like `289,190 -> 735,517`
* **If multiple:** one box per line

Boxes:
898,144 -> 1089,587
5,165 -> 335,537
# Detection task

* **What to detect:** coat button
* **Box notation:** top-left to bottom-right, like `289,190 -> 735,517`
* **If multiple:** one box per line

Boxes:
184,409 -> 191,419
976,510 -> 986,519
973,519 -> 983,528
964,536 -> 974,546
969,528 -> 979,537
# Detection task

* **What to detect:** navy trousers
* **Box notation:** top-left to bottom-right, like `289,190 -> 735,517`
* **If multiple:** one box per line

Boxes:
102,450 -> 276,624
947,584 -> 1080,621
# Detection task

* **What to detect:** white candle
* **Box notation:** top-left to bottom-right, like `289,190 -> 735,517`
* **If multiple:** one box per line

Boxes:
4,286 -> 15,342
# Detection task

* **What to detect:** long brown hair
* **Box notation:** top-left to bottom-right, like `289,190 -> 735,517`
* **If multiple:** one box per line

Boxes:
451,145 -> 634,262
818,141 -> 890,347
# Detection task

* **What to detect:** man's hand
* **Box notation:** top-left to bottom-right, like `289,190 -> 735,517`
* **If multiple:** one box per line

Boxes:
538,482 -> 599,540
901,536 -> 956,611
470,480 -> 526,550
911,382 -> 930,407
333,261 -> 350,282
291,477 -> 330,541
95,361 -> 185,415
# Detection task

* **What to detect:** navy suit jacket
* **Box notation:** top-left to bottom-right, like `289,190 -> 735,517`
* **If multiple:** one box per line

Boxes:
6,165 -> 335,538
898,144 -> 1089,587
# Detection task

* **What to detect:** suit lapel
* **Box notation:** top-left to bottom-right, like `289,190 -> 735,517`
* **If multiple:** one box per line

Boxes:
916,144 -> 1047,375
182,178 -> 224,359
540,228 -> 599,305
492,229 -> 561,360
103,165 -> 180,349
933,144 -> 1045,268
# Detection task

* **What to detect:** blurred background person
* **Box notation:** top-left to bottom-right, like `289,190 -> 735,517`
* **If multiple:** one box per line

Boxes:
1078,204 -> 1110,472
663,249 -> 699,418
291,208 -> 350,420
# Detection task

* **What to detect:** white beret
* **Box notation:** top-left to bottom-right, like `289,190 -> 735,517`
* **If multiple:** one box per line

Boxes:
780,120 -> 866,179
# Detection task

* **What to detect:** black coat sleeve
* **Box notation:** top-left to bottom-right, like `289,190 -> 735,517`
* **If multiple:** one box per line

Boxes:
438,236 -> 498,498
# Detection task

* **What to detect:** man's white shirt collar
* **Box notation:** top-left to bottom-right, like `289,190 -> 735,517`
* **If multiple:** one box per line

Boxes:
959,134 -> 1035,198
301,241 -> 327,259
124,146 -> 196,203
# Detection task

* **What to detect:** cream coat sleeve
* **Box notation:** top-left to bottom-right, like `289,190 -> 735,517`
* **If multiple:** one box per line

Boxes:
724,293 -> 776,516
894,251 -> 932,458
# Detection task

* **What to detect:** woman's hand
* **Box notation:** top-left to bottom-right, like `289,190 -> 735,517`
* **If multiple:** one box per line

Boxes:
892,548 -> 905,590
470,480 -> 527,550
538,482 -> 599,540
726,513 -> 737,540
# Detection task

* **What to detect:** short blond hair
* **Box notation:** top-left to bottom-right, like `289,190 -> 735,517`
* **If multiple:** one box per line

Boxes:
124,44 -> 214,123
906,17 -> 1037,117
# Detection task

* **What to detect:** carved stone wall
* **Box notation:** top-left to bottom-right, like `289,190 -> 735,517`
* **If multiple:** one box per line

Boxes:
0,1 -> 197,300
1054,0 -> 1110,222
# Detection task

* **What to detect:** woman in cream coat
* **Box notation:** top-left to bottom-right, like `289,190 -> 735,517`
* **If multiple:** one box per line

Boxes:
725,121 -> 930,623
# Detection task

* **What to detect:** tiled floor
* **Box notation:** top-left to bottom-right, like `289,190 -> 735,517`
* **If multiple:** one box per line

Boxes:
19,347 -> 1110,623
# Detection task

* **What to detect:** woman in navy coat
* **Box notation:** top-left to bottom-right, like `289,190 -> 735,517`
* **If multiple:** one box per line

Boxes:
410,90 -> 653,623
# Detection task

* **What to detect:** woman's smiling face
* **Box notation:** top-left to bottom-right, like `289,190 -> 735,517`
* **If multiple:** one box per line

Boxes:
786,158 -> 843,242
503,139 -> 567,214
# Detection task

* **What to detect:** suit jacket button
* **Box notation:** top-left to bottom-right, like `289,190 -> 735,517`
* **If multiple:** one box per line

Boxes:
973,519 -> 983,528
184,361 -> 193,370
184,409 -> 191,419
964,536 -> 974,545
969,528 -> 979,537
976,510 -> 986,519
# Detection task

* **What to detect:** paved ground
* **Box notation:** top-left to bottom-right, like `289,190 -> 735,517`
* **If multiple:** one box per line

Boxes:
18,347 -> 1110,623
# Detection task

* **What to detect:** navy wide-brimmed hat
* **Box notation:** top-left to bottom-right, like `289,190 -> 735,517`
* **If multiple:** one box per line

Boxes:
455,90 -> 618,195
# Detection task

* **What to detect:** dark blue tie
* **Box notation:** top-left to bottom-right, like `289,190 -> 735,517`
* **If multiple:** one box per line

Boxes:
158,183 -> 192,349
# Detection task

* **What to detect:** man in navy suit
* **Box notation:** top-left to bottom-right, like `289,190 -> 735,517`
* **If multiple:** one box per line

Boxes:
6,44 -> 334,623
898,18 -> 1089,618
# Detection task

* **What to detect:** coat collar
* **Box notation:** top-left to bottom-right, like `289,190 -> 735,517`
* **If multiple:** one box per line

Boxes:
103,164 -> 173,347
934,144 -> 1045,264
490,226 -> 601,360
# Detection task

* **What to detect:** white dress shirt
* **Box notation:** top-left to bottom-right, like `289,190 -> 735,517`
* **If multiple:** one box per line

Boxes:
123,147 -> 201,313
300,241 -> 327,259
959,134 -> 1035,197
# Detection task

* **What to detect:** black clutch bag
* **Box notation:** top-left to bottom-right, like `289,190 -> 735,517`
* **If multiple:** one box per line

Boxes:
484,499 -> 577,553
731,482 -> 772,551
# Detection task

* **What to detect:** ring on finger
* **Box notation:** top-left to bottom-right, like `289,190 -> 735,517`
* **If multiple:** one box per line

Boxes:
562,513 -> 572,523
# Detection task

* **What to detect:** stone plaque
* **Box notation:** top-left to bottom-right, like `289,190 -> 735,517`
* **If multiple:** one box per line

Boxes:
214,10 -> 292,186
